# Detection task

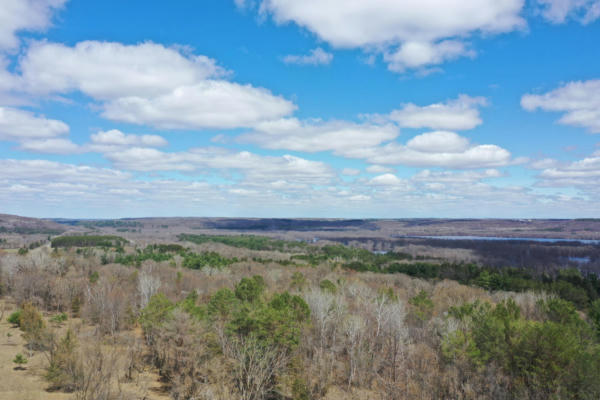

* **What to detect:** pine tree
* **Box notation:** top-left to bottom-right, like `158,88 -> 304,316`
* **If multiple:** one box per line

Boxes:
13,353 -> 28,370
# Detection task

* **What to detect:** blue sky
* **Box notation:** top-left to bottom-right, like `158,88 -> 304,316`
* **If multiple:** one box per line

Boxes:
0,0 -> 599,218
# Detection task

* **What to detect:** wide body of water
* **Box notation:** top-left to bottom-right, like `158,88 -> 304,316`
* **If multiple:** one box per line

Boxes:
406,235 -> 600,245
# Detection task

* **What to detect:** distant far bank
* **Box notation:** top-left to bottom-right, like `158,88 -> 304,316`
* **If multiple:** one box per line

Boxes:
2,213 -> 598,241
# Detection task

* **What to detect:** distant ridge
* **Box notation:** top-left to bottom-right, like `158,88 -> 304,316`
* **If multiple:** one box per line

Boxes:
0,213 -> 67,235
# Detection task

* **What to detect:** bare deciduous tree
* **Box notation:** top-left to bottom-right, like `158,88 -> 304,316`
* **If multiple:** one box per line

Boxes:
303,289 -> 347,396
344,314 -> 368,388
84,277 -> 130,335
74,344 -> 122,400
225,336 -> 289,400
138,267 -> 161,309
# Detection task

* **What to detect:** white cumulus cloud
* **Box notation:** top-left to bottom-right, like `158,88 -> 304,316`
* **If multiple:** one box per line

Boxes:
87,129 -> 168,152
383,40 -> 475,73
341,168 -> 361,176
19,138 -> 80,154
0,0 -> 67,50
14,40 -> 296,130
386,95 -> 488,131
364,131 -> 513,169
102,81 -> 295,129
405,131 -> 470,153
241,118 -> 399,155
0,106 -> 69,141
537,150 -> 600,188
369,173 -> 405,186
104,147 -> 336,187
366,165 -> 394,174
522,79 -> 600,133
20,40 -> 227,99
255,0 -> 526,71
536,0 -> 600,24
244,116 -> 514,169
283,47 -> 333,66
413,169 -> 503,183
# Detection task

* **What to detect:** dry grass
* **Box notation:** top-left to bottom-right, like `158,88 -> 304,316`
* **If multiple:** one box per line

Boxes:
0,300 -> 169,400
0,301 -> 70,400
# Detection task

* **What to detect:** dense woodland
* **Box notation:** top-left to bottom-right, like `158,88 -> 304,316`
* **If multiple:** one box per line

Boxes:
331,236 -> 600,273
1,232 -> 600,399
